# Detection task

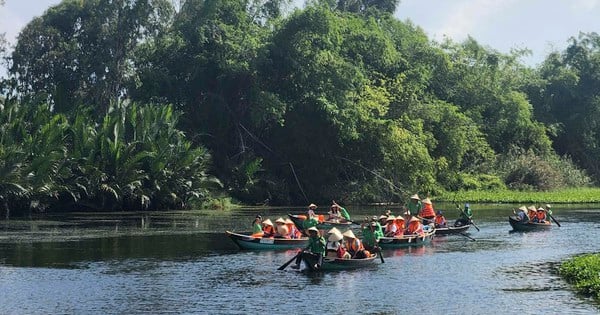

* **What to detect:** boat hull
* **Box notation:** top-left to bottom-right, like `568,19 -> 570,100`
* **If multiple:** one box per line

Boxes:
378,229 -> 435,249
300,252 -> 378,271
508,217 -> 552,232
287,213 -> 356,231
226,231 -> 308,250
435,224 -> 471,235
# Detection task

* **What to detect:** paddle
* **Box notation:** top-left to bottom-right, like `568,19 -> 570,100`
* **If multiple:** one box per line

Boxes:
457,232 -> 476,241
374,242 -> 385,264
277,248 -> 307,270
547,212 -> 561,227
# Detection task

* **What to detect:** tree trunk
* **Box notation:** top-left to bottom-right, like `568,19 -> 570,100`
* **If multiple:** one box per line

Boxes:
3,199 -> 10,220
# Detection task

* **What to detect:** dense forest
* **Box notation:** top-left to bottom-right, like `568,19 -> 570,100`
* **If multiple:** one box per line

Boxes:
0,0 -> 599,215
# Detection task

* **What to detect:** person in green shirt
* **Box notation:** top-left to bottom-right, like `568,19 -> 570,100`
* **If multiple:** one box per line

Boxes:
302,215 -> 319,230
544,204 -> 553,216
251,215 -> 263,236
455,203 -> 473,226
292,227 -> 326,269
405,194 -> 423,217
361,221 -> 383,250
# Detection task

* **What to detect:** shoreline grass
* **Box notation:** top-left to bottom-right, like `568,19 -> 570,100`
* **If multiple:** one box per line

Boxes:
436,187 -> 600,204
560,254 -> 600,301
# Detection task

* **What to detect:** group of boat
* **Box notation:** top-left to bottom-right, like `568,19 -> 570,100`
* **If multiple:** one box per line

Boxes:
226,206 -> 560,272
226,212 -> 480,272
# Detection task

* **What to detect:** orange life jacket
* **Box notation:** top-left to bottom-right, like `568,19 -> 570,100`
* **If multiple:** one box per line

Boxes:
434,215 -> 446,226
536,211 -> 546,221
263,225 -> 275,237
285,223 -> 301,239
395,219 -> 406,230
406,221 -> 423,234
420,203 -> 435,218
346,238 -> 364,253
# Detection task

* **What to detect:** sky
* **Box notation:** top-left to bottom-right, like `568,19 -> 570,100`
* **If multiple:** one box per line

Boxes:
1,0 -> 600,71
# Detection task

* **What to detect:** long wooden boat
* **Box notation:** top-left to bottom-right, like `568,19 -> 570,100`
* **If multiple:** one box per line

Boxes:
378,228 -> 435,249
508,216 -> 552,232
287,213 -> 357,232
299,251 -> 378,271
226,231 -> 308,250
435,224 -> 471,235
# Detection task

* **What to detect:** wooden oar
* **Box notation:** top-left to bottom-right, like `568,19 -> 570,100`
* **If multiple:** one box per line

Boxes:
374,243 -> 384,264
469,219 -> 481,232
277,248 -> 306,270
457,232 -> 476,241
547,212 -> 561,227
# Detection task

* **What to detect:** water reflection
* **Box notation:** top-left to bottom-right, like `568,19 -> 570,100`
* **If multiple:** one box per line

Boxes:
0,205 -> 599,314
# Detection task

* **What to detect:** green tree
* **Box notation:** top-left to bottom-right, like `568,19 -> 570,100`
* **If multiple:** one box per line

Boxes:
9,0 -> 174,114
132,0 -> 287,203
529,32 -> 600,180
431,37 -> 552,155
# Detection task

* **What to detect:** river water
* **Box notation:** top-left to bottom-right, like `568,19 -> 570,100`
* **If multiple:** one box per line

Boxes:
0,204 -> 599,314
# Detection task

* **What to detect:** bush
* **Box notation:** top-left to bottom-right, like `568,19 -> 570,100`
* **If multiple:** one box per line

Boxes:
497,148 -> 591,191
560,254 -> 600,300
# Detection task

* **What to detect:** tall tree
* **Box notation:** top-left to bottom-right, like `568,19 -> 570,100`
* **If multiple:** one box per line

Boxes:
132,0 -> 288,203
9,0 -> 174,114
430,37 -> 552,155
529,32 -> 600,180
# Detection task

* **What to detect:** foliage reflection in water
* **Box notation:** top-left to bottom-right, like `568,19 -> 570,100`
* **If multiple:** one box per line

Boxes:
0,205 -> 600,314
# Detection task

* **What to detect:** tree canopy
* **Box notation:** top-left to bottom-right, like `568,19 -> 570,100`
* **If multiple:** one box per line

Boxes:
0,0 -> 597,213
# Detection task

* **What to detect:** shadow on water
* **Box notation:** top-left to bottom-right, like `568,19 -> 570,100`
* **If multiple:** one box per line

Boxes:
1,205 -> 600,314
0,232 -> 237,268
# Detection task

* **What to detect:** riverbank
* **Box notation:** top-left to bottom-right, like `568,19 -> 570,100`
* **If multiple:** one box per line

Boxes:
560,253 -> 600,302
436,187 -> 600,203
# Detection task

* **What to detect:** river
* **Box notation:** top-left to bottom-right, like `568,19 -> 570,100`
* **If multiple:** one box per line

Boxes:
0,204 -> 599,314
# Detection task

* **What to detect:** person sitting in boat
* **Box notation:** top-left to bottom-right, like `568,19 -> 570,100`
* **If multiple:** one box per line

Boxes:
434,210 -> 447,228
328,200 -> 351,222
285,218 -> 302,239
384,216 -> 400,237
405,194 -> 423,219
326,227 -> 350,259
533,207 -> 548,223
405,216 -> 424,235
515,206 -> 528,222
394,216 -> 406,235
262,219 -> 276,238
362,221 -> 383,250
378,215 -> 388,227
274,217 -> 290,238
526,206 -> 537,222
419,198 -> 436,225
342,230 -> 368,259
307,203 -> 317,218
251,215 -> 263,237
544,204 -> 553,217
292,227 -> 326,269
455,203 -> 473,226
302,205 -> 320,231
401,208 -> 412,224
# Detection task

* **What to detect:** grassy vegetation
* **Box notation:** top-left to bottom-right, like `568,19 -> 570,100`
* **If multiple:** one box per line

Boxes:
560,254 -> 600,301
436,188 -> 600,203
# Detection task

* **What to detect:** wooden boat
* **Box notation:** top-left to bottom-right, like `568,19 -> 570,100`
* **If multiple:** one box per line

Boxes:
378,227 -> 435,249
225,231 -> 308,250
287,213 -> 357,232
434,223 -> 471,235
299,251 -> 378,271
508,216 -> 552,232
